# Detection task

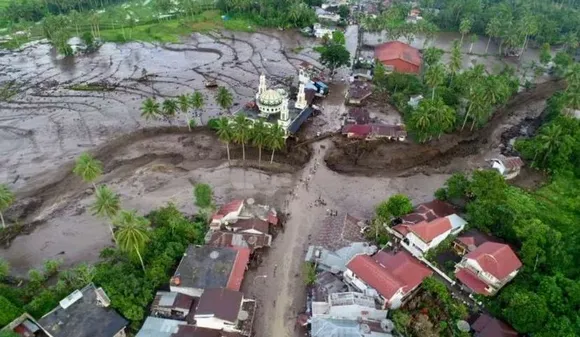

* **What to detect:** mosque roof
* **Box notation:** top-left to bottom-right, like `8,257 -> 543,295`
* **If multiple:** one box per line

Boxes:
258,89 -> 283,106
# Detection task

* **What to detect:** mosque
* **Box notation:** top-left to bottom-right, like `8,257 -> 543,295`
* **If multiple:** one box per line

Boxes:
236,74 -> 317,137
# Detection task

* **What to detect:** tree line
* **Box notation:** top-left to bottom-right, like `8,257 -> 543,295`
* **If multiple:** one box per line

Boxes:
215,0 -> 315,28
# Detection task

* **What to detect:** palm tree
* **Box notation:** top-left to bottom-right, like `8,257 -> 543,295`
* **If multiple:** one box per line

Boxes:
0,184 -> 15,229
425,64 -> 445,99
215,117 -> 234,164
233,114 -> 251,162
449,40 -> 462,77
410,106 -> 433,143
563,32 -> 579,53
114,210 -> 150,272
251,120 -> 268,167
91,185 -> 120,243
459,18 -> 472,46
483,76 -> 509,106
141,97 -> 160,121
535,124 -> 563,166
468,34 -> 477,54
177,94 -> 190,129
565,63 -> 580,87
485,17 -> 501,54
162,99 -> 178,123
517,15 -> 538,58
73,153 -> 103,189
215,86 -> 233,115
431,98 -> 456,138
423,47 -> 444,68
267,124 -> 286,164
189,91 -> 205,124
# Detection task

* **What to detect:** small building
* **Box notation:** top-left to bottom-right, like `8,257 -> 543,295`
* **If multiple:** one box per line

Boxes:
305,242 -> 377,273
150,291 -> 197,321
344,251 -> 433,309
67,36 -> 87,54
352,68 -> 373,81
452,229 -> 497,256
38,283 -> 127,337
312,292 -> 388,320
135,317 -> 187,337
400,200 -> 457,224
408,94 -> 423,109
310,271 -> 348,303
346,81 -> 372,105
470,313 -> 518,337
0,313 -> 44,337
226,218 -> 270,235
206,230 -> 272,253
210,199 -> 278,229
490,156 -> 524,180
170,245 -> 250,297
374,41 -> 422,74
313,23 -> 336,39
315,8 -> 341,22
406,8 -> 423,24
345,107 -> 370,125
342,124 -> 407,141
455,242 -> 522,296
193,288 -> 256,336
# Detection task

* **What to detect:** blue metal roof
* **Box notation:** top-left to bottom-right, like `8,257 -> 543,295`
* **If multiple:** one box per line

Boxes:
288,107 -> 314,134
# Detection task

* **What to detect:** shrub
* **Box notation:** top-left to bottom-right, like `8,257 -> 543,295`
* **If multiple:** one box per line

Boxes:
0,295 -> 21,326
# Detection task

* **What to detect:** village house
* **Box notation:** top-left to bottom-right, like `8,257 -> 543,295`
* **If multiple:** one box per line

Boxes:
469,313 -> 518,337
210,199 -> 278,230
1,313 -> 45,337
206,230 -> 272,253
374,41 -> 422,74
150,291 -> 197,321
313,23 -> 336,39
305,242 -> 377,274
454,242 -> 522,296
345,80 -> 372,105
344,107 -> 371,125
309,271 -> 348,305
344,250 -> 433,309
136,317 -> 244,337
193,288 -> 256,336
37,283 -> 128,337
312,292 -> 389,321
388,200 -> 467,256
341,124 -> 407,141
490,156 -> 524,180
310,316 -> 394,337
452,229 -> 498,256
170,245 -> 250,297
315,7 -> 341,22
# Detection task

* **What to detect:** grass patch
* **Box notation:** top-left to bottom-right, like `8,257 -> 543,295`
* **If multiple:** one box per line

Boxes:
67,83 -> 116,91
313,45 -> 325,53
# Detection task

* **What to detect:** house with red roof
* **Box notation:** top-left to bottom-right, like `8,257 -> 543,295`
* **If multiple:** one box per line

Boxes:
470,313 -> 518,337
210,199 -> 278,231
389,200 -> 467,255
454,242 -> 522,296
344,251 -> 432,309
375,41 -> 422,74
211,199 -> 245,228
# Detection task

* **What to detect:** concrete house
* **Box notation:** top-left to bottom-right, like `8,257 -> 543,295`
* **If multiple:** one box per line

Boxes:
38,283 -> 128,337
305,242 -> 377,274
210,199 -> 278,230
150,291 -> 197,321
374,41 -> 422,74
193,288 -> 256,336
312,292 -> 388,321
310,316 -> 395,337
170,245 -> 250,297
490,156 -> 524,180
206,230 -> 272,253
470,313 -> 518,337
455,242 -> 522,296
344,251 -> 432,309
1,313 -> 44,337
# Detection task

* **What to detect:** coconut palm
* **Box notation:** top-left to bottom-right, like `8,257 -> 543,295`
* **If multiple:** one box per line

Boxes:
233,114 -> 251,162
114,210 -> 150,272
449,40 -> 462,77
162,98 -> 178,123
215,86 -> 233,114
468,34 -> 477,54
141,97 -> 160,121
425,63 -> 445,99
73,153 -> 103,189
430,98 -> 456,138
189,91 -> 205,124
423,47 -> 444,68
0,184 -> 15,229
459,18 -> 472,46
215,117 -> 234,164
177,94 -> 190,129
485,17 -> 501,54
267,124 -> 286,164
409,106 -> 433,143
91,185 -> 120,242
251,120 -> 268,167
517,15 -> 538,58
565,63 -> 580,87
535,124 -> 563,166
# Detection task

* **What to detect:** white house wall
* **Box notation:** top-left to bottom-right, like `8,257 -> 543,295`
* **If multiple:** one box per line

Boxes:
169,286 -> 202,298
428,229 -> 452,250
194,317 -> 237,331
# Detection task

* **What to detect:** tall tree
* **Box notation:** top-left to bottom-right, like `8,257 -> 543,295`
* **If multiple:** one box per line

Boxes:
0,184 -> 15,229
177,94 -> 190,129
215,87 -> 233,114
141,97 -> 160,121
485,17 -> 501,54
319,43 -> 350,77
73,153 -> 103,189
535,124 -> 563,166
409,104 -> 433,143
215,117 -> 234,164
189,91 -> 205,125
425,63 -> 445,99
251,120 -> 268,167
233,114 -> 251,162
91,185 -> 120,243
459,18 -> 472,45
431,98 -> 456,138
267,124 -> 286,164
114,210 -> 150,272
161,98 -> 178,123
449,40 -> 462,76
423,47 -> 444,68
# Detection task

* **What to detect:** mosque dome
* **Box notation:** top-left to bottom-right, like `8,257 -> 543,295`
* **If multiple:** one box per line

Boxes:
258,89 -> 283,106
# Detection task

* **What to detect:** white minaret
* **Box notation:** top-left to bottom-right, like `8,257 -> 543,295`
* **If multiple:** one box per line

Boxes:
295,83 -> 307,110
258,73 -> 267,96
278,98 -> 291,132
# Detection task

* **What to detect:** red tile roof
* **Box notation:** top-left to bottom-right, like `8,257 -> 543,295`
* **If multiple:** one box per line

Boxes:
471,314 -> 518,337
407,217 -> 452,243
374,41 -> 422,66
503,156 -> 524,170
342,124 -> 372,138
455,268 -> 490,295
401,200 -> 456,224
465,242 -> 522,280
226,247 -> 250,291
347,251 -> 432,300
212,200 -> 244,220
267,211 -> 278,225
232,218 -> 269,234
